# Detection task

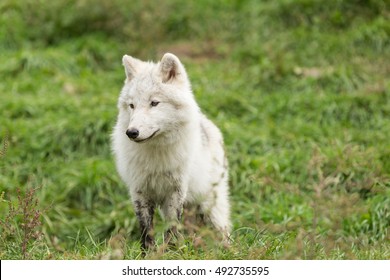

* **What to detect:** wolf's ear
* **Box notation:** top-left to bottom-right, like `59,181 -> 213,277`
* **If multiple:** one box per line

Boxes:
159,53 -> 185,83
122,55 -> 140,81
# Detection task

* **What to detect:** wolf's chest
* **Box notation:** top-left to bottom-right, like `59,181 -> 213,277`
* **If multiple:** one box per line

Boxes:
140,170 -> 182,202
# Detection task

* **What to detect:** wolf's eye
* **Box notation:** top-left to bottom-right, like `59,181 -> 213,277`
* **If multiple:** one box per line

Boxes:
151,101 -> 160,107
129,103 -> 134,109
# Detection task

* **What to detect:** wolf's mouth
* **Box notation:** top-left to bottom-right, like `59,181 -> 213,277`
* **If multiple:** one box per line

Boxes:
133,129 -> 160,143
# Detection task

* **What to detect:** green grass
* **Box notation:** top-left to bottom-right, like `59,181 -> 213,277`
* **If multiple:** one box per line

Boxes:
0,0 -> 389,259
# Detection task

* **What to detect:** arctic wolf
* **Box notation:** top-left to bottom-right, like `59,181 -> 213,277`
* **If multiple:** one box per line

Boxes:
112,53 -> 231,250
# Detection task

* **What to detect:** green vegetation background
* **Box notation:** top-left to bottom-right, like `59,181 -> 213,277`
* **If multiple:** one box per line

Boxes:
0,0 -> 389,259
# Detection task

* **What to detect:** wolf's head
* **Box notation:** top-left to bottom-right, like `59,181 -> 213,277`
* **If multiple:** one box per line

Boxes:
117,53 -> 199,144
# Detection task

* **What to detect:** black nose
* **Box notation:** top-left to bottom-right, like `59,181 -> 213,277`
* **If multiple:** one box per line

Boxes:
126,128 -> 139,139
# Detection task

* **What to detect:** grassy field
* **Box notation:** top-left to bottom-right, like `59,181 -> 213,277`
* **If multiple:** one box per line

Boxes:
0,0 -> 389,259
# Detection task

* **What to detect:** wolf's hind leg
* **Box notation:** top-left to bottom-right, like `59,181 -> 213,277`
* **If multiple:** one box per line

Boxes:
202,185 -> 231,241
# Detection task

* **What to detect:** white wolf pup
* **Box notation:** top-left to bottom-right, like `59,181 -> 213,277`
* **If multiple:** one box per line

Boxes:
112,53 -> 231,250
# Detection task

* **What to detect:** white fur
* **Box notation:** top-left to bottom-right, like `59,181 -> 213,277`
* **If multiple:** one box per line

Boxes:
112,53 -> 231,243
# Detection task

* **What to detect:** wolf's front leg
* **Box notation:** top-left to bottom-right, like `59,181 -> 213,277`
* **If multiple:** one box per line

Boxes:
161,190 -> 184,244
133,197 -> 155,251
